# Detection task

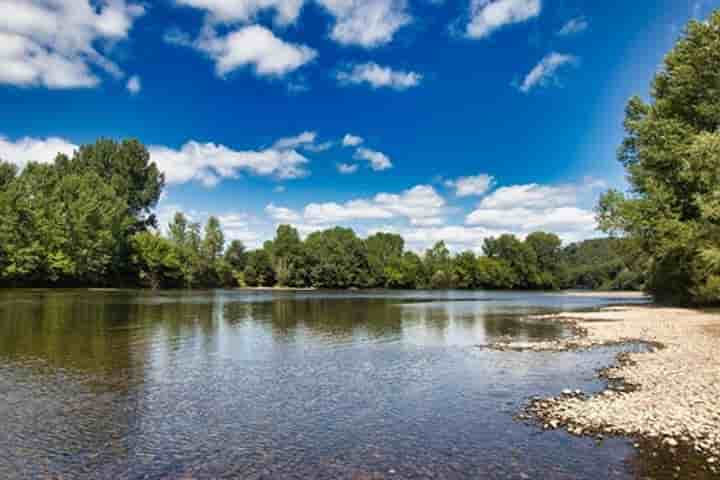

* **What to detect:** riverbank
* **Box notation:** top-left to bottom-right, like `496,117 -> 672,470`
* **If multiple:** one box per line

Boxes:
502,305 -> 720,472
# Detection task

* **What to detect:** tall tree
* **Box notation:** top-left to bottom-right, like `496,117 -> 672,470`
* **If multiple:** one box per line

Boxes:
366,232 -> 405,287
597,12 -> 720,304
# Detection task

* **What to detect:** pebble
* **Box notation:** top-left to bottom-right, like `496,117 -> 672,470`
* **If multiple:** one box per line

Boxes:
519,306 -> 720,466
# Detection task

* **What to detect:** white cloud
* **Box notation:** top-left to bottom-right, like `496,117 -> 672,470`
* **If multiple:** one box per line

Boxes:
342,134 -> 364,147
557,17 -> 588,36
467,206 -> 595,232
149,137 -> 311,187
0,0 -> 144,89
174,0 -> 305,25
266,203 -> 302,223
337,62 -> 422,90
337,163 -> 359,174
218,212 -> 262,244
316,0 -> 411,48
303,184 -> 446,225
518,52 -> 578,93
477,183 -> 578,209
0,135 -> 77,169
353,147 -> 393,171
188,24 -> 317,78
126,75 -> 141,94
272,131 -> 317,149
466,0 -> 541,39
445,174 -> 495,197
465,181 -> 600,243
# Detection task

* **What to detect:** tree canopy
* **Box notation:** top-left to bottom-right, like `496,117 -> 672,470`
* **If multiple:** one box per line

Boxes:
597,12 -> 720,304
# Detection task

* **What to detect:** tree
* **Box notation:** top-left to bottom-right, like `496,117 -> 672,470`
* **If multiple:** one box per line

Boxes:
453,251 -> 478,289
483,235 -> 540,288
525,232 -> 563,289
597,13 -> 720,304
167,212 -> 202,287
61,139 -> 164,226
130,232 -> 182,289
366,233 -> 405,287
224,240 -> 247,272
305,227 -> 370,288
244,250 -> 275,287
200,216 -> 225,285
270,225 -> 305,286
424,241 -> 451,289
0,161 -> 17,190
0,164 -> 129,284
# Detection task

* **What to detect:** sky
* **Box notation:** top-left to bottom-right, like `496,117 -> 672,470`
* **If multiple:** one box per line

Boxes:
0,0 -> 717,252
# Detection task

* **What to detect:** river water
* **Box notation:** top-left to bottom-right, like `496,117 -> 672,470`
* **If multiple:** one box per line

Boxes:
0,289 -> 707,479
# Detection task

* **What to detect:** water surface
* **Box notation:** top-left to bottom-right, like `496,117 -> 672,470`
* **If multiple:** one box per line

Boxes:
0,289 -> 707,479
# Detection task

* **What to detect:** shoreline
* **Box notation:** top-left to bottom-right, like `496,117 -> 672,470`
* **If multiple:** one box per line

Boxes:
492,305 -> 720,473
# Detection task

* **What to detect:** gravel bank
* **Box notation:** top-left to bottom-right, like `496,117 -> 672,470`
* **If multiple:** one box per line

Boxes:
503,306 -> 720,472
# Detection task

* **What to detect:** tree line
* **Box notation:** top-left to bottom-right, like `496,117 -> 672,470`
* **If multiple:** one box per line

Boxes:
0,142 -> 640,291
131,221 -> 641,290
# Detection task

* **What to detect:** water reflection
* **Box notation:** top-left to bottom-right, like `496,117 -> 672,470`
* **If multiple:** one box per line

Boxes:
1,289 -> 710,480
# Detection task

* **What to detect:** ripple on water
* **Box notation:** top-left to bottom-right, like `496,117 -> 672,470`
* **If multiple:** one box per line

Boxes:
1,289 -> 706,480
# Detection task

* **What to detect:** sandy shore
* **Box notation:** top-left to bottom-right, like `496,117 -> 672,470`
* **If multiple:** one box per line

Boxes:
555,290 -> 650,299
502,305 -> 720,471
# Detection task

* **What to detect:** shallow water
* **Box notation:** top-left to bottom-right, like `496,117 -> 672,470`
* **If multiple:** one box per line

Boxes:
0,289 -> 711,479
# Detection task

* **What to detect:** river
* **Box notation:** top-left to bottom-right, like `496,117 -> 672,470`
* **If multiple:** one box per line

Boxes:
1,289 -> 702,479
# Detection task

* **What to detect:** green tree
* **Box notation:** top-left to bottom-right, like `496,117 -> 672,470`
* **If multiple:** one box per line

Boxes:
525,232 -> 563,289
244,250 -> 276,287
200,216 -> 225,285
424,241 -> 452,289
305,227 -> 371,288
366,233 -> 405,287
0,164 -> 129,284
130,231 -> 182,289
483,235 -> 540,288
597,13 -> 720,304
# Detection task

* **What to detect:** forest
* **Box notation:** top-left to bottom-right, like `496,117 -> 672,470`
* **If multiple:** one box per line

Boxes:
0,140 -> 639,291
3,12 -> 720,304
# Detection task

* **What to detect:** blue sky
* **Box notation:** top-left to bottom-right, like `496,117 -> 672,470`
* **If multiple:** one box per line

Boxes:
0,0 -> 716,251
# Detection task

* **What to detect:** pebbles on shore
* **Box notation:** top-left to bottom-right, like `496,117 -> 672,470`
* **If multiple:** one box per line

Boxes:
498,306 -> 720,472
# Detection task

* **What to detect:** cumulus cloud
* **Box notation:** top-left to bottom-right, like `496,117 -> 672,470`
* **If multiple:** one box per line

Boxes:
353,147 -> 393,171
174,0 -> 305,25
266,185 -> 446,229
518,52 -> 577,93
266,203 -> 302,222
303,185 -> 446,225
0,135 -> 77,169
466,0 -> 541,39
477,183 -> 578,209
445,174 -> 495,197
126,75 -> 141,94
342,134 -> 364,147
557,17 -> 588,36
337,163 -> 359,174
337,62 -> 422,90
316,0 -> 411,48
0,0 -> 144,89
149,135 -> 311,187
465,181 -> 600,243
173,0 -> 409,50
184,24 -> 317,78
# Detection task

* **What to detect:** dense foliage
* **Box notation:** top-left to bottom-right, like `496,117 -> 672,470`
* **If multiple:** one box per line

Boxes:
0,139 -> 640,290
0,139 -> 162,285
597,13 -> 720,304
